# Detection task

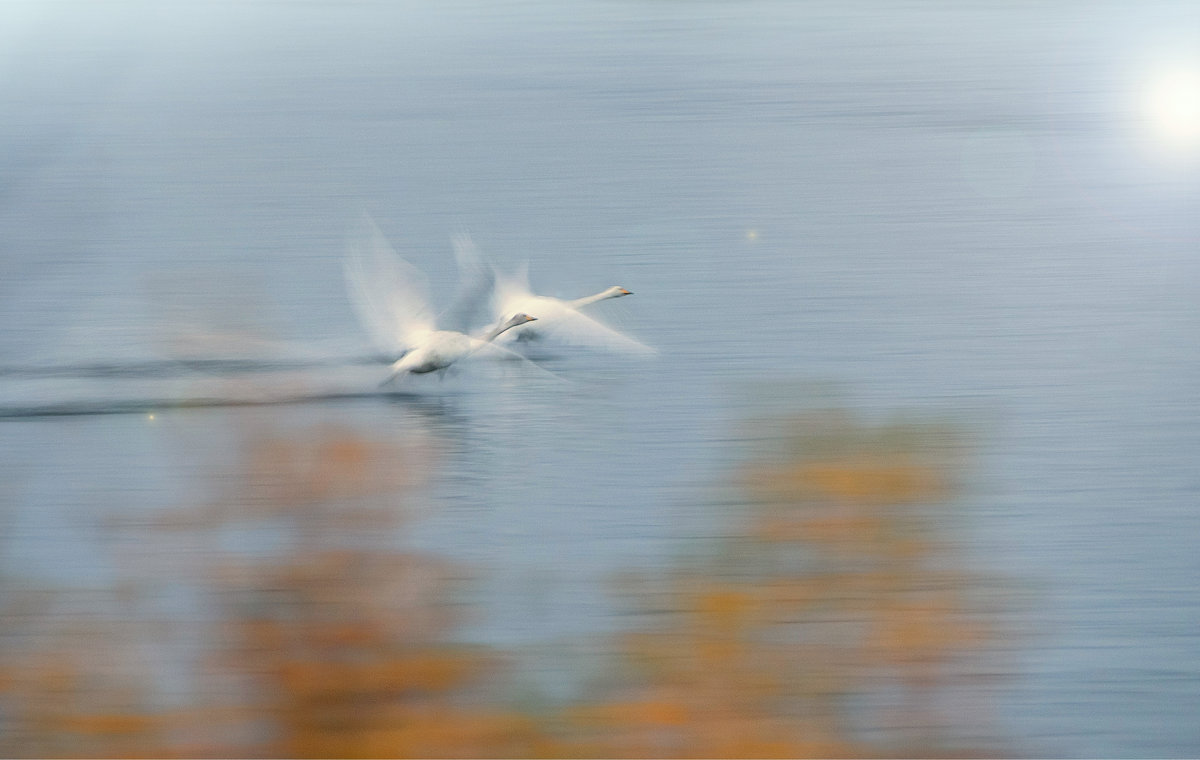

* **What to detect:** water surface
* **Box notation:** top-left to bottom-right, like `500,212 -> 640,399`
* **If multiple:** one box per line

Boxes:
2,2 -> 1198,756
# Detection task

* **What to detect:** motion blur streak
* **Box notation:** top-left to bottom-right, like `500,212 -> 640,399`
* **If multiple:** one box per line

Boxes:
0,404 -> 1006,758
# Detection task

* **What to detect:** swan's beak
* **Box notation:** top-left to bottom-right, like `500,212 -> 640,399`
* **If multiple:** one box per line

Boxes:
524,315 -> 537,322
619,288 -> 632,295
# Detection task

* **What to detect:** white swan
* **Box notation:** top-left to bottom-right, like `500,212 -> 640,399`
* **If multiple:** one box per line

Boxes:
382,312 -> 536,381
452,240 -> 653,354
342,216 -> 541,383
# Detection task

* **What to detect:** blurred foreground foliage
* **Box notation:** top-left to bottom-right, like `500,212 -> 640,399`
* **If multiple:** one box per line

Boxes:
0,408 -> 1005,757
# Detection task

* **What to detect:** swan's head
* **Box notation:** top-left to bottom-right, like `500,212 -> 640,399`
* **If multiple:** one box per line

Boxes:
504,312 -> 538,328
605,286 -> 633,299
485,312 -> 538,341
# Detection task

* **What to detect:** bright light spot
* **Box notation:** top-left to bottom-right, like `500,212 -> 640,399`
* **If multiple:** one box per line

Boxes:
746,229 -> 759,241
147,413 -> 156,421
1142,63 -> 1200,150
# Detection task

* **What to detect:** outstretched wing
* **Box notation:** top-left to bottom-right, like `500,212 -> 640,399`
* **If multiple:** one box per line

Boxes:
492,261 -> 534,320
469,340 -> 569,383
538,308 -> 657,355
438,233 -> 496,335
343,214 -> 435,353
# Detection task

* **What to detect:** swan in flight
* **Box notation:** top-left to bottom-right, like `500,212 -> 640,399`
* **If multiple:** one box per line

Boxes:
382,311 -> 537,381
452,239 -> 654,354
342,216 -> 542,383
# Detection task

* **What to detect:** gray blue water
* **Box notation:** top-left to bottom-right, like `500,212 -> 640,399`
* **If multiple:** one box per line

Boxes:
2,1 -> 1199,756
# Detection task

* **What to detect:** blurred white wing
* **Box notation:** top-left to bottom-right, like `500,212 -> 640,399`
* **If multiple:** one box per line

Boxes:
492,261 -> 534,320
469,340 -> 569,383
343,214 -> 435,354
534,308 -> 657,355
439,233 -> 495,335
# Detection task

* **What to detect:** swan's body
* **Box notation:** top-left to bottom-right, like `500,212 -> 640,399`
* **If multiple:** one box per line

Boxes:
502,290 -> 626,343
393,331 -> 478,375
498,287 -> 649,352
343,216 -> 540,383
385,314 -> 535,380
466,252 -> 651,354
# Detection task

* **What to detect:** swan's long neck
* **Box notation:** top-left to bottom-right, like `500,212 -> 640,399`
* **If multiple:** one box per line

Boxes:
456,319 -> 525,363
482,319 -> 523,343
567,289 -> 620,310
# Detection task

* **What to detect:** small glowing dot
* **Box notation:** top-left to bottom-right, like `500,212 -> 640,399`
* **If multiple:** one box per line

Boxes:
746,229 -> 759,241
147,413 -> 156,421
